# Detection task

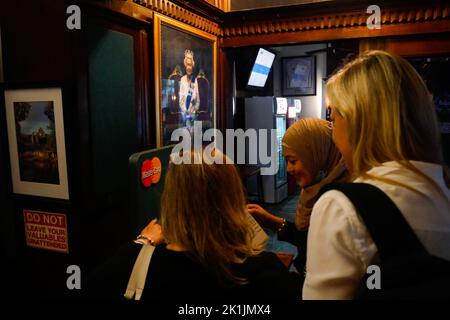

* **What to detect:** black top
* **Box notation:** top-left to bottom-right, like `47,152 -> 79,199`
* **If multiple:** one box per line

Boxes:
278,221 -> 308,274
86,242 -> 301,301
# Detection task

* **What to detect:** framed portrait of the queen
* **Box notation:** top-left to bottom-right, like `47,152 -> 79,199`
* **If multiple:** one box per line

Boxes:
154,13 -> 217,146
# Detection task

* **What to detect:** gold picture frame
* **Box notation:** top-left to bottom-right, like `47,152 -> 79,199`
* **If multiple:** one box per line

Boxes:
154,13 -> 217,146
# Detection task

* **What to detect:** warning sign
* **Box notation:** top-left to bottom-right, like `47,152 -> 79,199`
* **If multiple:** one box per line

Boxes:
23,210 -> 69,253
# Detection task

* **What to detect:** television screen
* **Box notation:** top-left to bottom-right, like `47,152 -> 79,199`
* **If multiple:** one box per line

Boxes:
247,48 -> 276,88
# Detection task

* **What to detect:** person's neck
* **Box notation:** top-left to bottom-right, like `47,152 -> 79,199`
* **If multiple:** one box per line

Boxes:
166,243 -> 186,252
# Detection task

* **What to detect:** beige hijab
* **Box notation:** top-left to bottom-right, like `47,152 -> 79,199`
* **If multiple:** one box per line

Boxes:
282,118 -> 348,231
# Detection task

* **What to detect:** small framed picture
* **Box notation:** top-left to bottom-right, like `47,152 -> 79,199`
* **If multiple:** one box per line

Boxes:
4,86 -> 69,199
281,56 -> 316,96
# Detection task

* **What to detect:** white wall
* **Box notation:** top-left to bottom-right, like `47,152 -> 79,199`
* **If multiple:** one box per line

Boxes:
271,43 -> 327,119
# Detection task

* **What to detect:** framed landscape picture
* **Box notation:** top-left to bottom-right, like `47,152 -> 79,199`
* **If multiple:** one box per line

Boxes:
4,86 -> 69,199
154,13 -> 217,146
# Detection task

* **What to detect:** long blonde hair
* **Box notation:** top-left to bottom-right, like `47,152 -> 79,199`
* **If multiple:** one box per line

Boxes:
160,149 -> 263,285
326,50 -> 448,194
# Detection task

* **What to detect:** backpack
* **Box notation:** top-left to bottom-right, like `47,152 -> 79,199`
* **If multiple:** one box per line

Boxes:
320,183 -> 450,300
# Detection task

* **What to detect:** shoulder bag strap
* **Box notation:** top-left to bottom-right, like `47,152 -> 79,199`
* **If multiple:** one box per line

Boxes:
124,244 -> 155,300
320,183 -> 428,261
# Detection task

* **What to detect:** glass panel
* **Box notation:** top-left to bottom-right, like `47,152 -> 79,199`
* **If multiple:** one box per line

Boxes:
276,115 -> 287,187
408,56 -> 450,167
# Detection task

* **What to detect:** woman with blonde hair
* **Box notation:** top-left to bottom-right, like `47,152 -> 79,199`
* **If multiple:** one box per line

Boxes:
88,149 -> 300,300
304,50 -> 450,299
247,118 -> 349,274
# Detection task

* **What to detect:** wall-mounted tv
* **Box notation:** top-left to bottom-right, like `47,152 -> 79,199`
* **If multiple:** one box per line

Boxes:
247,48 -> 276,88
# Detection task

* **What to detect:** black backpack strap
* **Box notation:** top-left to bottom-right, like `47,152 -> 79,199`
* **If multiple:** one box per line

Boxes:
319,183 -> 428,261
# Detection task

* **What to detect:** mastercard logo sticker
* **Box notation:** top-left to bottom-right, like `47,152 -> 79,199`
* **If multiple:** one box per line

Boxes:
141,157 -> 162,187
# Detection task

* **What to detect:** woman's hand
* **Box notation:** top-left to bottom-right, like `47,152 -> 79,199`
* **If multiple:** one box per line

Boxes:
246,204 -> 285,232
140,218 -> 164,246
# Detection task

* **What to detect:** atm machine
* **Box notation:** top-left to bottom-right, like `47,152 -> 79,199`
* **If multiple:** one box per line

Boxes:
128,146 -> 269,247
245,96 -> 288,203
128,146 -> 173,234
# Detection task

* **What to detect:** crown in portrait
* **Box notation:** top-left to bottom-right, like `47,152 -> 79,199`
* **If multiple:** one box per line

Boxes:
184,49 -> 194,59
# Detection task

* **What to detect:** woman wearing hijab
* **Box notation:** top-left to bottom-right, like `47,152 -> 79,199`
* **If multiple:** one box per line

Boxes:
247,118 -> 349,274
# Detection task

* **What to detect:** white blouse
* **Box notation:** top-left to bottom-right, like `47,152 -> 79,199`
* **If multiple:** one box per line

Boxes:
179,75 -> 200,113
303,161 -> 450,300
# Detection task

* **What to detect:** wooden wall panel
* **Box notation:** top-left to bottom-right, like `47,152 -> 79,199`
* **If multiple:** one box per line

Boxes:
385,36 -> 450,57
221,2 -> 450,47
221,19 -> 450,48
133,0 -> 222,35
360,35 -> 450,57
